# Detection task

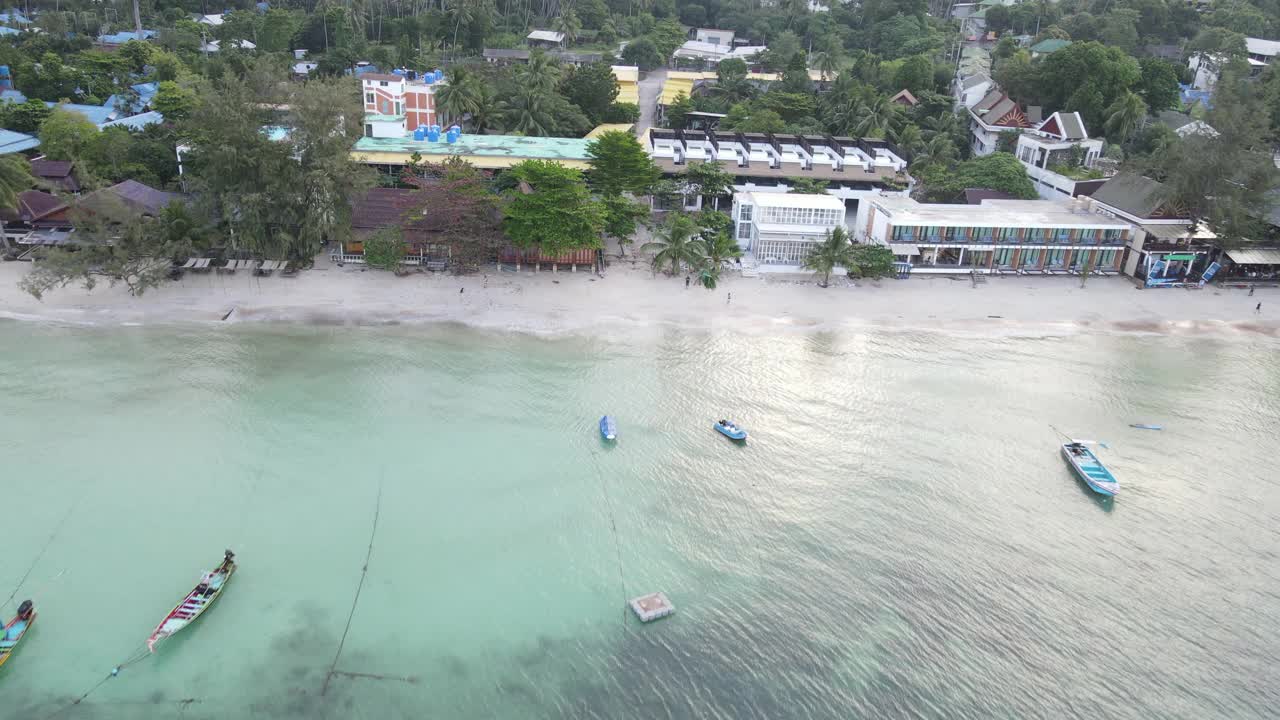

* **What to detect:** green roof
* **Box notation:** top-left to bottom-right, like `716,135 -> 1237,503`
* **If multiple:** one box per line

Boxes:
354,133 -> 593,161
1030,39 -> 1072,53
366,113 -> 405,123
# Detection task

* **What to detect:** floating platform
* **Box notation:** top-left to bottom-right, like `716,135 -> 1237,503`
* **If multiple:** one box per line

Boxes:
629,592 -> 675,623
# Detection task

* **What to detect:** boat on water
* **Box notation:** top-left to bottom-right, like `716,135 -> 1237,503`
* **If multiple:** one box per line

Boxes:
147,550 -> 236,653
1061,442 -> 1119,496
0,600 -> 36,670
599,415 -> 617,440
714,419 -> 747,441
1130,423 -> 1163,430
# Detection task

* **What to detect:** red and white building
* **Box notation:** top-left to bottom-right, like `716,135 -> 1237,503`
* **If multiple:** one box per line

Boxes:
361,72 -> 441,138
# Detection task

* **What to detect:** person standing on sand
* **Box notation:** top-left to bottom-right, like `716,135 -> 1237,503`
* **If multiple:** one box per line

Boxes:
1248,284 -> 1255,296
1257,302 -> 1262,314
727,292 -> 732,305
685,275 -> 690,288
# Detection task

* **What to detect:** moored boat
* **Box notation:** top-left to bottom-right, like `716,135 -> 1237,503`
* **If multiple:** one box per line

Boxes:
1129,423 -> 1163,430
1061,442 -> 1119,496
0,600 -> 36,670
147,550 -> 236,653
599,415 -> 617,440
714,419 -> 747,441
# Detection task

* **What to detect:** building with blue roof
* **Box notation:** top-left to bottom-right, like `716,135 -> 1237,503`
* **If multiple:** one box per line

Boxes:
0,129 -> 39,154
46,102 -> 117,126
100,110 -> 164,130
0,25 -> 19,36
0,89 -> 26,104
0,11 -> 31,25
98,29 -> 158,46
103,82 -> 159,115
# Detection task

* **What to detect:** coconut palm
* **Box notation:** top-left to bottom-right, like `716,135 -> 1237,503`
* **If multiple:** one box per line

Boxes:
436,66 -> 485,127
0,155 -> 32,212
518,50 -> 563,94
642,213 -> 702,276
697,228 -> 742,288
892,123 -> 924,159
553,8 -> 581,45
500,86 -> 555,135
469,84 -> 499,133
911,134 -> 958,169
802,226 -> 852,287
1104,91 -> 1148,144
852,95 -> 901,138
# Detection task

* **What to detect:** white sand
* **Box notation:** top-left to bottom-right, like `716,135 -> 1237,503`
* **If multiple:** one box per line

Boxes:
1,254 -> 1277,339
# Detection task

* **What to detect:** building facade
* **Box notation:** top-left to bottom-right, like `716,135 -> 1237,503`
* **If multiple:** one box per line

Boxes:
731,191 -> 845,267
1014,111 -> 1108,200
854,196 -> 1131,275
967,88 -> 1030,156
1088,173 -> 1215,286
361,71 -> 440,138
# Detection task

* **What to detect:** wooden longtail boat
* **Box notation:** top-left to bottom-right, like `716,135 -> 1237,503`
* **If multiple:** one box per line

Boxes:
147,550 -> 236,653
0,600 -> 36,669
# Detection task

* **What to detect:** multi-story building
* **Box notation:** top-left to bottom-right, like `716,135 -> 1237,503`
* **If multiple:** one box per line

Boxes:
854,196 -> 1131,275
1088,173 -> 1217,286
966,88 -> 1032,156
1014,111 -> 1108,200
648,129 -> 911,210
360,71 -> 441,139
731,191 -> 845,267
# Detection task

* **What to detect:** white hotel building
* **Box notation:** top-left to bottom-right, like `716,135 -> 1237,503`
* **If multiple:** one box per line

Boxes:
731,191 -> 845,267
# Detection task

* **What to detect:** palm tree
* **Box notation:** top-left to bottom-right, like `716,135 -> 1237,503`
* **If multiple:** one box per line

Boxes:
696,228 -> 742,288
802,226 -> 852,287
500,88 -> 553,136
853,95 -> 901,138
1104,91 -> 1148,144
519,50 -> 562,94
469,84 -> 499,133
911,135 -> 958,169
892,123 -> 924,159
0,155 -> 32,212
436,66 -> 484,127
552,8 -> 581,45
642,213 -> 701,276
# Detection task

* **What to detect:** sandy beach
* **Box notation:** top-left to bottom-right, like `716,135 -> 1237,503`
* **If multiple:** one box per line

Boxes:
1,254 -> 1277,338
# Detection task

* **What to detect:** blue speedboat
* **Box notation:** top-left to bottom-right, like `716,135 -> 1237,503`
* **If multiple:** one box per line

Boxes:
1061,442 -> 1119,496
714,419 -> 747,441
599,415 -> 617,440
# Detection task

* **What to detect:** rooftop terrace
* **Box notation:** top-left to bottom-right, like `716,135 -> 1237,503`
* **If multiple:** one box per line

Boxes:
352,133 -> 593,169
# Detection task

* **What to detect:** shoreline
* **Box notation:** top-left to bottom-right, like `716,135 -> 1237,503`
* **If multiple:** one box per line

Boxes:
1,256 -> 1277,340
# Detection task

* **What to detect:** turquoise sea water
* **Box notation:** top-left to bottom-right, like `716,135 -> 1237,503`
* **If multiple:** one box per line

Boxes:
1,321 -> 1277,719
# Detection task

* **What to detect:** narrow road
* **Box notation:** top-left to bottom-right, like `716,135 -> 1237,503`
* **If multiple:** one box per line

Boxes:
634,68 -> 666,138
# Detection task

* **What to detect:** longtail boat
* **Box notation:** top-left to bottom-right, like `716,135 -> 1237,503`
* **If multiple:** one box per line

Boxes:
147,550 -> 236,653
1061,442 -> 1119,497
0,600 -> 36,669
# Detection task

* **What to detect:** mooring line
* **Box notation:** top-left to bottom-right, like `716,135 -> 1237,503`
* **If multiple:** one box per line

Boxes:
321,474 -> 384,696
4,489 -> 89,610
40,644 -> 153,719
589,452 -> 628,633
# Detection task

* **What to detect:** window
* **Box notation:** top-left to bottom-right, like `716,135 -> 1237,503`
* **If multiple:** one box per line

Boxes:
380,80 -> 388,86
364,124 -> 373,137
738,222 -> 752,240
365,92 -> 374,104
739,204 -> 752,221
394,101 -> 403,116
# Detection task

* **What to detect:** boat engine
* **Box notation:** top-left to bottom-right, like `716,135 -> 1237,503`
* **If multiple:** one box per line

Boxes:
17,599 -> 33,619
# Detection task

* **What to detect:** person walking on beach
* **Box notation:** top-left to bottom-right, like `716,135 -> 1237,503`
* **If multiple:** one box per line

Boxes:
685,275 -> 690,289
727,292 -> 732,305
1257,302 -> 1262,314
1248,284 -> 1255,296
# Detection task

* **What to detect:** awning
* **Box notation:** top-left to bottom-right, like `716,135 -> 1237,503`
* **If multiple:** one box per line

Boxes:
1140,223 -> 1190,239
1225,247 -> 1280,265
1163,253 -> 1197,261
889,243 -> 920,255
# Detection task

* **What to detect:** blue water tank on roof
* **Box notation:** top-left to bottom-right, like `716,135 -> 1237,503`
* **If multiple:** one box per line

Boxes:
413,128 -> 425,141
424,73 -> 434,85
427,128 -> 441,142
430,124 -> 440,133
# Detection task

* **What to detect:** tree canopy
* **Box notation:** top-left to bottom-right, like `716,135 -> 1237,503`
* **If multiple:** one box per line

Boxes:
502,159 -> 604,256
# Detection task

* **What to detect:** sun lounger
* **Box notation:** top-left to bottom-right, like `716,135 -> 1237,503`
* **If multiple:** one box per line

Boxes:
181,258 -> 199,269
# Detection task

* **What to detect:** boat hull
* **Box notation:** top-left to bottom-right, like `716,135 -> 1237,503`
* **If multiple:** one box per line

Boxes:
714,423 -> 747,441
147,552 -> 236,653
1061,444 -> 1119,496
0,606 -> 35,670
599,415 -> 617,440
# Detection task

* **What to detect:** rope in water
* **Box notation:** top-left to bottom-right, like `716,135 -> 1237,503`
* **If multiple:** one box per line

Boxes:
3,490 -> 89,610
589,451 -> 628,633
321,475 -> 384,696
40,644 -> 152,719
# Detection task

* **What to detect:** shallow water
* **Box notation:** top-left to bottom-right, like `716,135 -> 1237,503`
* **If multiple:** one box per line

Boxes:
0,321 -> 1277,719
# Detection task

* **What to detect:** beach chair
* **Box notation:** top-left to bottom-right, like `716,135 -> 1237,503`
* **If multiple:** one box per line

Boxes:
180,258 -> 199,269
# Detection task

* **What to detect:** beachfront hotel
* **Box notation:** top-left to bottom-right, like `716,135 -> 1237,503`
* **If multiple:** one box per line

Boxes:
854,196 -> 1131,275
731,191 -> 845,269
648,130 -> 911,208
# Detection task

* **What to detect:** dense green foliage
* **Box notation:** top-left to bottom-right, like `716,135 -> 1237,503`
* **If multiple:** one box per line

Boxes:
502,159 -> 604,256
